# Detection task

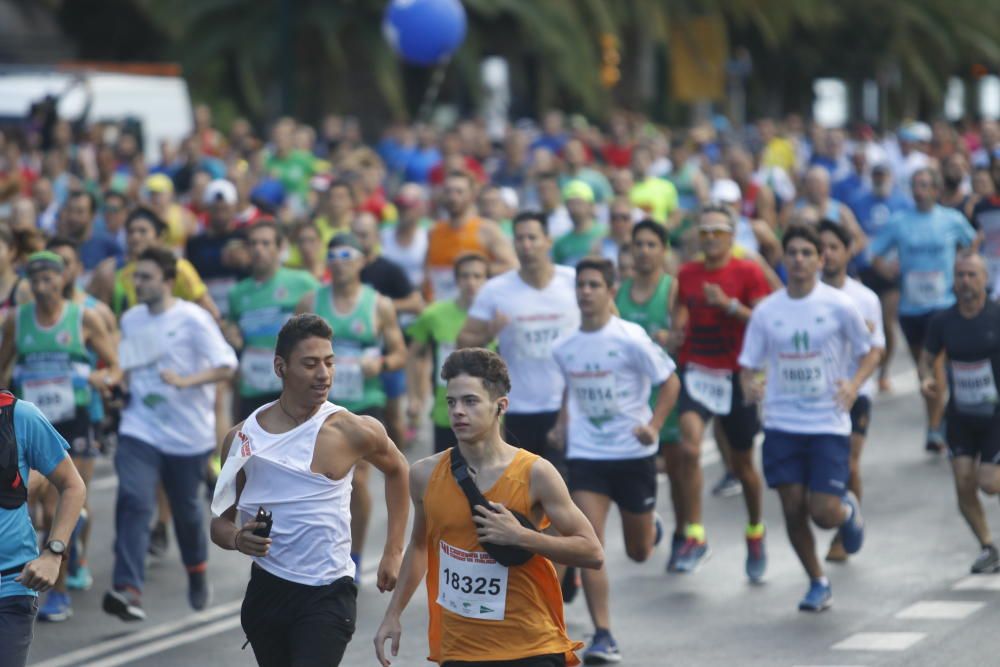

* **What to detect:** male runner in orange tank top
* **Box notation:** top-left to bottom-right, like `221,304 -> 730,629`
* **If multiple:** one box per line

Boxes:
374,348 -> 603,667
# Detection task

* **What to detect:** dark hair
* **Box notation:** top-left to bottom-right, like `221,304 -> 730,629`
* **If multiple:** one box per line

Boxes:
453,252 -> 488,279
631,218 -> 667,246
817,220 -> 851,250
576,256 -> 616,287
440,348 -> 511,399
136,246 -> 178,281
328,179 -> 354,199
103,190 -> 127,206
248,219 -> 283,244
536,171 -> 559,185
126,206 -> 168,236
275,313 -> 333,361
67,189 -> 97,215
46,236 -> 79,256
699,203 -> 736,228
782,223 -> 823,253
511,210 -> 549,237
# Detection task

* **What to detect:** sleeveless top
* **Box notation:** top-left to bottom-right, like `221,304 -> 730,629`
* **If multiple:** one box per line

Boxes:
381,225 -> 428,289
426,217 -> 487,301
424,448 -> 582,665
236,400 -> 355,585
615,274 -> 672,336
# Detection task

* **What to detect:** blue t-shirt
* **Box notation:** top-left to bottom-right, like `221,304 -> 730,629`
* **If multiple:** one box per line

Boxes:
79,231 -> 124,272
849,189 -> 913,268
870,204 -> 976,316
0,401 -> 70,598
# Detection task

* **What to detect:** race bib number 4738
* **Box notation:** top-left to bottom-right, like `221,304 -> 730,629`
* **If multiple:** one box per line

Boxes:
436,541 -> 508,621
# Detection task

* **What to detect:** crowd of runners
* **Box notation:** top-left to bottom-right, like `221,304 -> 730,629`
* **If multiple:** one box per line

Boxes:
1,105 -> 1000,666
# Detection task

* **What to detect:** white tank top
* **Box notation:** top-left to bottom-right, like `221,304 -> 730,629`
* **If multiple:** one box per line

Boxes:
380,225 -> 428,288
236,401 -> 355,585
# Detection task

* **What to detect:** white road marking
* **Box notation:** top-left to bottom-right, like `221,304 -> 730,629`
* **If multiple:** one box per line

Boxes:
832,632 -> 926,652
952,574 -> 1000,591
80,615 -> 243,667
895,600 -> 985,619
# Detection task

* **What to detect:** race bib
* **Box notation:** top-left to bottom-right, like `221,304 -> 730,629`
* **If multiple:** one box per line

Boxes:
777,353 -> 826,398
951,360 -> 998,413
903,270 -> 946,307
330,357 -> 364,403
435,342 -> 455,388
571,371 -> 618,419
514,316 -> 563,359
240,347 -> 282,393
436,541 -> 508,621
684,364 -> 733,415
23,376 -> 75,423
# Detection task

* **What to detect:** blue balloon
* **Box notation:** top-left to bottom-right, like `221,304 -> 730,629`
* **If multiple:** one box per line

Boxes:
383,0 -> 467,66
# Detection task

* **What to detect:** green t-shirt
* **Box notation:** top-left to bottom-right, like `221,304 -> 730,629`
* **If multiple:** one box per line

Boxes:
552,224 -> 607,267
314,284 -> 385,412
265,149 -> 318,198
228,268 -> 319,397
406,300 -> 469,428
630,178 -> 679,224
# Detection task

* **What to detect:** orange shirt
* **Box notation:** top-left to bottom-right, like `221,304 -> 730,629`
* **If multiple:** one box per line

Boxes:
425,217 -> 488,301
424,449 -> 582,665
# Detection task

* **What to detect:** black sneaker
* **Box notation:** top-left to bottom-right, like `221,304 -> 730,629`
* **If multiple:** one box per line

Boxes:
561,566 -> 580,604
971,545 -> 1000,574
188,570 -> 212,610
103,588 -> 146,622
148,522 -> 169,558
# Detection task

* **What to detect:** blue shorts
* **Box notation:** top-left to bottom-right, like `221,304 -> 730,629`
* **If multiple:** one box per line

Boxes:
380,368 -> 407,399
762,429 -> 850,496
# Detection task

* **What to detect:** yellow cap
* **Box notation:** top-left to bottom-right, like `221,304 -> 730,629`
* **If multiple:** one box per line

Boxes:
145,174 -> 174,195
562,179 -> 595,203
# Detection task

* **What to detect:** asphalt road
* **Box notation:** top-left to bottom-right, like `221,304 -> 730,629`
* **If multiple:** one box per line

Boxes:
25,350 -> 1000,667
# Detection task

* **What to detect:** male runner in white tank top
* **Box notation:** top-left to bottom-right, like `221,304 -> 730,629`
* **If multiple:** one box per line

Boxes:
210,313 -> 410,667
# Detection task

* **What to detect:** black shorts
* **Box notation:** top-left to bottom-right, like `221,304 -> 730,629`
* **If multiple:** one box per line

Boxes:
946,412 -> 1000,464
433,424 -> 456,454
443,655 -> 566,667
676,367 -> 760,451
899,310 -> 946,352
504,411 -> 560,459
55,407 -> 96,459
858,266 -> 900,296
567,456 -> 657,514
238,392 -> 281,422
850,395 -> 872,436
241,565 -> 357,667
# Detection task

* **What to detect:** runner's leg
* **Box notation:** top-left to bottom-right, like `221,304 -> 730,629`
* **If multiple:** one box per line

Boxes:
572,490 -> 613,632
953,457 -> 993,546
677,411 -> 706,530
776,485 -> 823,580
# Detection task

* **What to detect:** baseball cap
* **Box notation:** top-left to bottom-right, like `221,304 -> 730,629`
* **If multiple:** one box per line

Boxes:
203,179 -> 238,206
709,179 -> 742,204
145,174 -> 174,195
562,179 -> 595,203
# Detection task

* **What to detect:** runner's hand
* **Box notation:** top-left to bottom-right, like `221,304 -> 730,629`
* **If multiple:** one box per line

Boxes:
16,553 -> 61,592
666,329 -> 685,352
488,312 -> 510,339
473,502 -> 525,546
633,423 -> 658,445
361,355 -> 384,378
546,425 -> 565,450
376,550 -> 402,593
920,377 -> 939,399
374,614 -> 402,667
234,522 -> 271,557
743,374 -> 765,404
835,379 -> 859,411
159,369 -> 189,388
702,283 -> 728,307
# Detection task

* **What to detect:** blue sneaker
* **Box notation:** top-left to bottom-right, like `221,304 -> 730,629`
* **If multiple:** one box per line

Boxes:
583,630 -> 622,664
351,552 -> 362,584
66,565 -> 93,591
653,513 -> 664,548
673,538 -> 710,573
666,533 -> 685,572
38,591 -> 73,622
839,491 -> 864,554
798,579 -> 832,612
745,530 -> 767,583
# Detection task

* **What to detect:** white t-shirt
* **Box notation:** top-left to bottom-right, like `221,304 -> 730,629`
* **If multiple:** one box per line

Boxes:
119,300 -> 238,455
468,266 -> 579,413
380,226 -> 428,289
553,316 -> 676,460
738,282 -> 872,436
837,277 -> 886,399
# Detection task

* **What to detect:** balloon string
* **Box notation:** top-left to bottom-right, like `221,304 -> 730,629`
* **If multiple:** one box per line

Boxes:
417,58 -> 451,122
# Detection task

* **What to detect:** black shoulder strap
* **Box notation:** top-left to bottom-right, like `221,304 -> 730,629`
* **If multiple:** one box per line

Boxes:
0,392 -> 25,510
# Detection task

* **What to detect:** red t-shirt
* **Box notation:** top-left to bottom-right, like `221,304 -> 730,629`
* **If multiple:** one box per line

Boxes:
677,257 -> 771,370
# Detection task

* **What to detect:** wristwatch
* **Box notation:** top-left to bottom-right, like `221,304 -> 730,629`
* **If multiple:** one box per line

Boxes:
45,540 -> 67,558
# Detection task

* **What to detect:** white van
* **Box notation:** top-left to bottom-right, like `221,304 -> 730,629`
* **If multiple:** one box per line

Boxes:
0,66 -> 193,162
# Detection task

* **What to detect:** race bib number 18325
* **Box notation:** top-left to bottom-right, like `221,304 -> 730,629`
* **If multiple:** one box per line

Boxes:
436,541 -> 508,621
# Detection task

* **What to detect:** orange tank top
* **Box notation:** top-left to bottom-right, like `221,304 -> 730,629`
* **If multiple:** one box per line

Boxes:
424,448 -> 582,665
425,217 -> 488,301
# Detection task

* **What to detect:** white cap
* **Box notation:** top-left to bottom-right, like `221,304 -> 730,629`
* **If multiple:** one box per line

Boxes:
499,186 -> 519,210
203,179 -> 238,206
710,178 -> 742,204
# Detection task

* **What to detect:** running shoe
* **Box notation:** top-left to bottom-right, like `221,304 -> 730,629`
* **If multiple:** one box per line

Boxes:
103,588 -> 146,622
147,522 -> 169,558
653,513 -> 664,548
666,533 -> 685,573
839,491 -> 864,554
971,544 -> 1000,574
745,531 -> 767,583
798,579 -> 832,612
66,565 -> 93,591
38,591 -> 73,622
188,571 -> 212,611
825,535 -> 848,563
583,630 -> 622,664
711,471 -> 742,498
561,566 -> 581,604
673,538 -> 710,573
925,427 -> 946,454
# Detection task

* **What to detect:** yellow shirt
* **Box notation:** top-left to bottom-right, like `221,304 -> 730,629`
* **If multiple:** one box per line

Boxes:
113,258 -> 207,316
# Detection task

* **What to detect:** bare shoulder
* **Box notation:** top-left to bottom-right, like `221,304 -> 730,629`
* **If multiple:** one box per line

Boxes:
323,410 -> 388,454
528,455 -> 564,496
409,452 -> 445,498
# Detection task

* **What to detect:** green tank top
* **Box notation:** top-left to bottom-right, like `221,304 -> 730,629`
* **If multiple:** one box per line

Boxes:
313,284 -> 385,412
615,274 -> 672,336
14,301 -> 92,420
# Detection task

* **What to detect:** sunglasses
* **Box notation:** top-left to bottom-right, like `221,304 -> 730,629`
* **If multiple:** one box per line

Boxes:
698,228 -> 731,237
611,213 -> 632,221
327,247 -> 362,262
